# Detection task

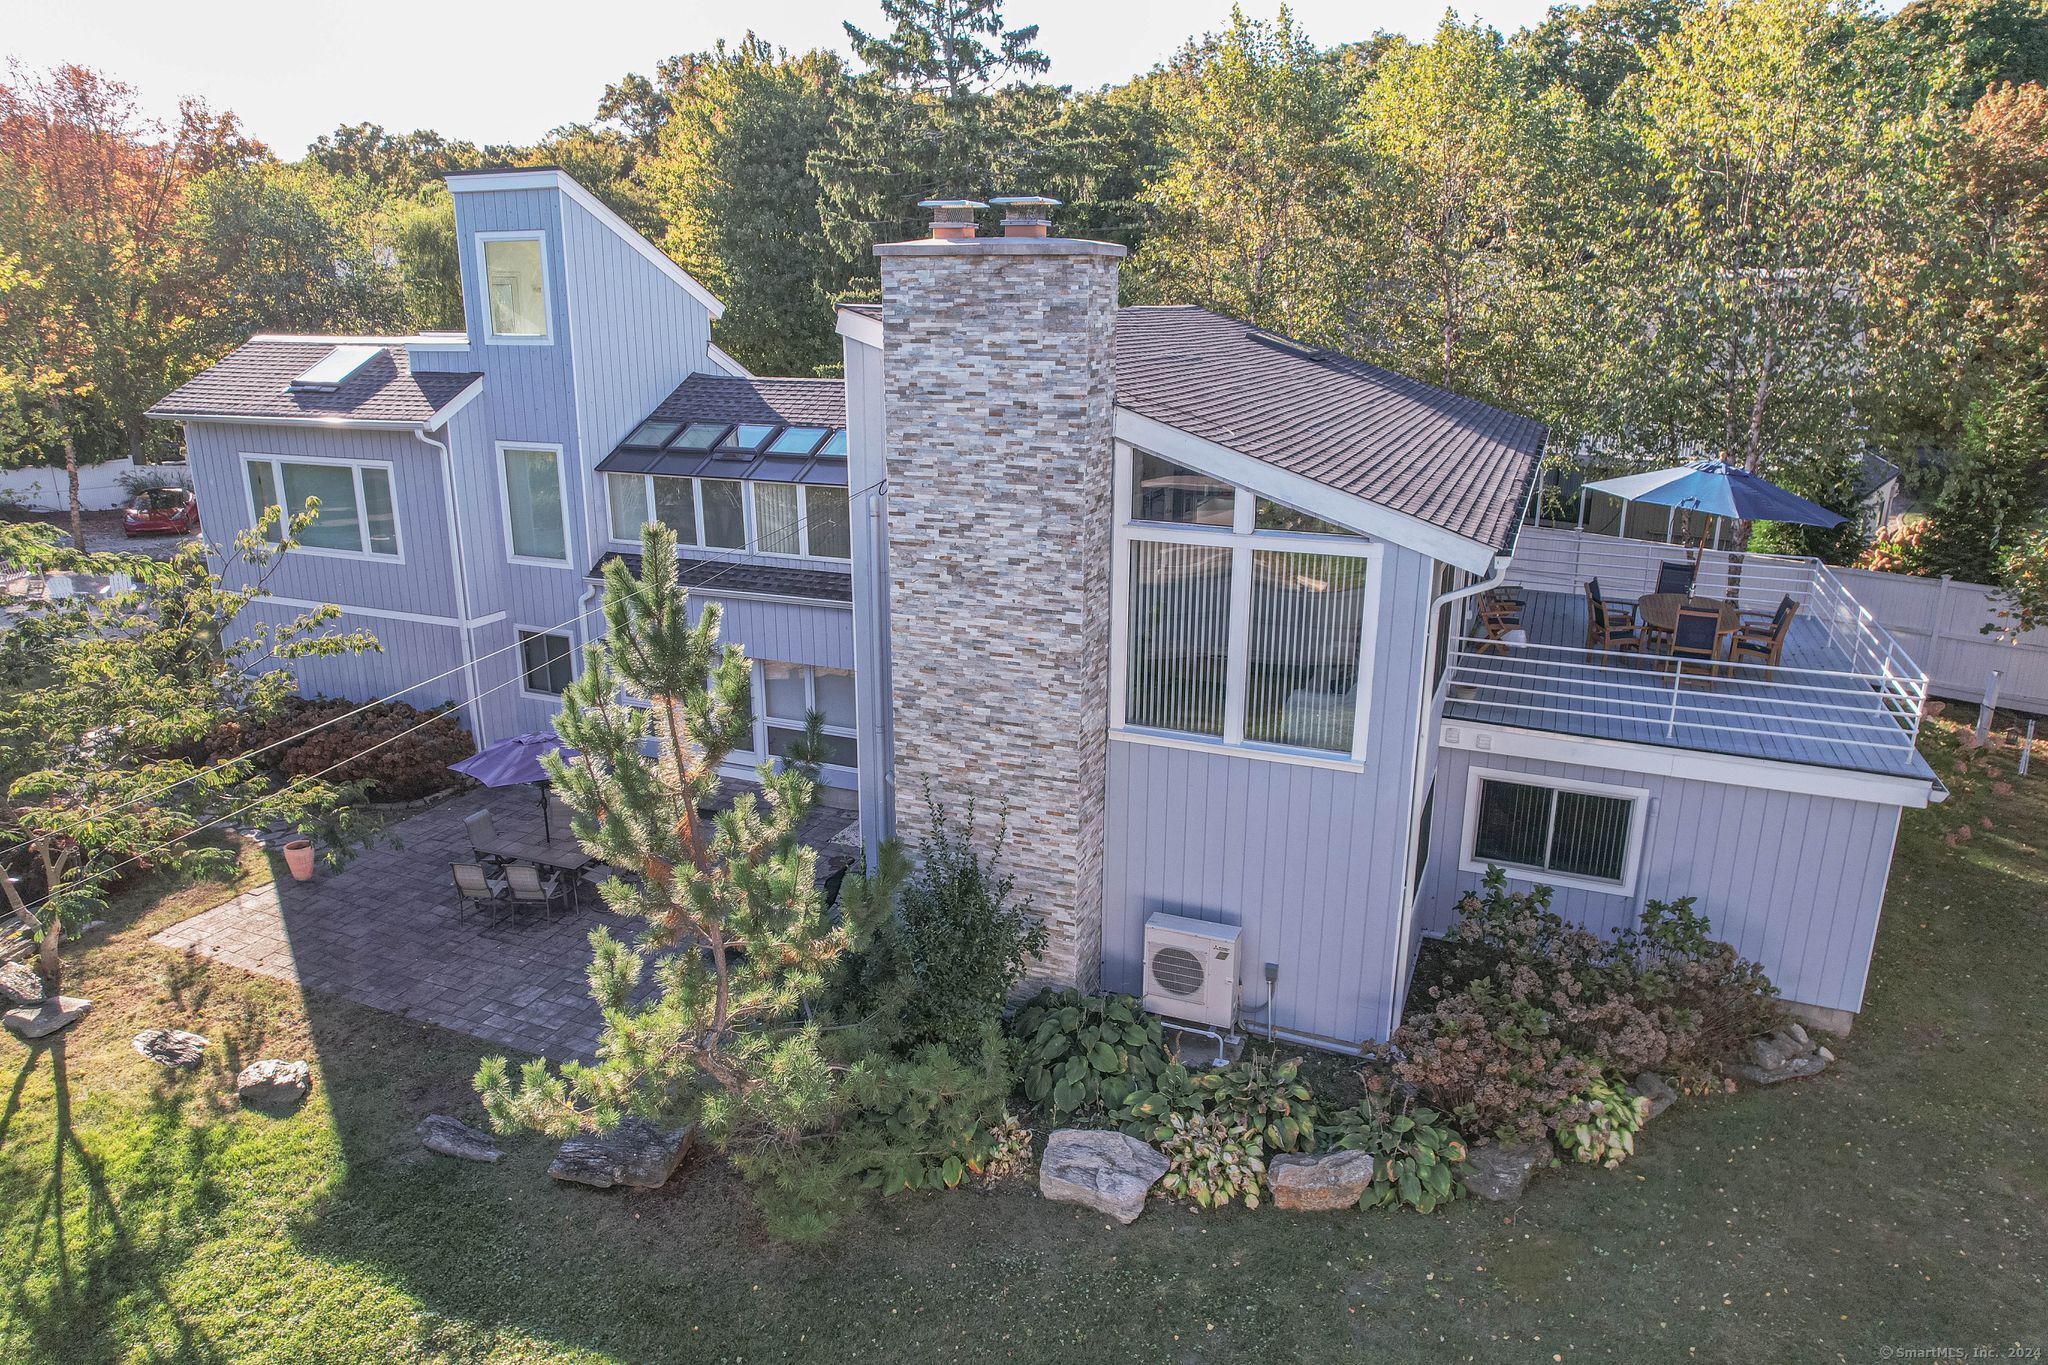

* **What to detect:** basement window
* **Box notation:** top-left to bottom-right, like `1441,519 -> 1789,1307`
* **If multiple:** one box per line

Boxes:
1461,770 -> 1647,895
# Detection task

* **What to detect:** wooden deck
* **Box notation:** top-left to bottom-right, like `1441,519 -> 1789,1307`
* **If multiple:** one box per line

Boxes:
1443,589 -> 1934,780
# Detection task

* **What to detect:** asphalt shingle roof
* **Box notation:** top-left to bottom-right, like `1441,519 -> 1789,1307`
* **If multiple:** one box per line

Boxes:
590,551 -> 852,603
1113,307 -> 1545,553
148,340 -> 479,425
647,374 -> 845,427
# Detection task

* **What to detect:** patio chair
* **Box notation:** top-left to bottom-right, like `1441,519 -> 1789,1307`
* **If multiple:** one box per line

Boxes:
462,809 -> 503,867
1655,560 -> 1697,597
1474,592 -> 1523,656
1583,579 -> 1644,655
1730,595 -> 1799,671
451,862 -> 507,919
504,862 -> 570,919
1666,604 -> 1726,681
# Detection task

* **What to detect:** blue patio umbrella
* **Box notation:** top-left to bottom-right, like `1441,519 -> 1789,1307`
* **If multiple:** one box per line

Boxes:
1582,459 -> 1847,532
449,733 -> 579,839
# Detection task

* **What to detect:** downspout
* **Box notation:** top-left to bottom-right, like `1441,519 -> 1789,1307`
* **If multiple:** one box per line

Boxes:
415,426 -> 487,747
1387,476 -> 1540,1032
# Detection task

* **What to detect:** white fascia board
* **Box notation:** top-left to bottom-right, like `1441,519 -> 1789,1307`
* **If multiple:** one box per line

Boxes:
251,332 -> 467,347
1114,407 -> 1498,574
448,169 -> 726,321
1436,720 -> 1937,809
424,377 -> 484,428
155,412 -> 435,433
706,342 -> 752,377
835,307 -> 883,350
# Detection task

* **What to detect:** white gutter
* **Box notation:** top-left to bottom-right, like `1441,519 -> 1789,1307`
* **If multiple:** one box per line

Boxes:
414,426 -> 488,746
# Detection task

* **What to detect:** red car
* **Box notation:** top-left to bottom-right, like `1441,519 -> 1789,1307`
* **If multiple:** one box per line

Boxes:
123,486 -> 200,536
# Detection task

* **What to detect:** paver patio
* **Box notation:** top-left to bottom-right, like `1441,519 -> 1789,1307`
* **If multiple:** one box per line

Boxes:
151,783 -> 859,1060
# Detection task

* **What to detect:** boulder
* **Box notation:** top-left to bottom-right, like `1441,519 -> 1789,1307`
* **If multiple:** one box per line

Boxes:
417,1114 -> 503,1163
1728,1028 -> 1829,1086
0,961 -> 44,1007
237,1059 -> 310,1106
1267,1149 -> 1375,1212
1038,1129 -> 1169,1224
1632,1072 -> 1678,1122
1461,1140 -> 1549,1203
4,996 -> 91,1040
132,1028 -> 209,1069
548,1118 -> 693,1189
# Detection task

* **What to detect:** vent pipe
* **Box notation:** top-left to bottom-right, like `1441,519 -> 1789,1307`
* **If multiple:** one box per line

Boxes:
990,195 -> 1060,238
917,198 -> 987,241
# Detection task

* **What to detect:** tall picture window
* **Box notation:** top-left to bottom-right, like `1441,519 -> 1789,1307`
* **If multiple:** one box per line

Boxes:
501,445 -> 567,562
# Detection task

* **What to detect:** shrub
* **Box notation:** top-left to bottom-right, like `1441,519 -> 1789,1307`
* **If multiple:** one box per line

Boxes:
1122,1052 -> 1319,1152
1388,978 -> 1605,1143
1155,1110 -> 1267,1209
840,1032 -> 1019,1193
207,696 -> 474,802
1615,896 -> 1779,1092
1011,990 -> 1172,1124
1555,1076 -> 1650,1168
1326,1093 -> 1467,1213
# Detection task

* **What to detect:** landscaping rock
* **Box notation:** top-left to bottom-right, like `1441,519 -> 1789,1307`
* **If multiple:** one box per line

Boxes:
1038,1129 -> 1169,1224
0,961 -> 44,1007
4,996 -> 91,1040
1267,1149 -> 1375,1212
132,1028 -> 208,1069
237,1059 -> 310,1106
548,1118 -> 693,1189
1632,1072 -> 1678,1122
1460,1140 -> 1549,1203
1728,1028 -> 1830,1086
417,1114 -> 502,1163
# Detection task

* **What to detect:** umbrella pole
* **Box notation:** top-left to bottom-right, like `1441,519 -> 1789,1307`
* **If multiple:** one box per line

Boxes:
540,781 -> 551,841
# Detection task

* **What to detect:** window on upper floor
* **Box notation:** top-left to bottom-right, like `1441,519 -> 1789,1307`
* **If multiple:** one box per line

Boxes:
701,478 -> 746,549
761,661 -> 858,769
1116,445 -> 1379,762
500,444 -> 568,562
244,455 -> 400,559
1462,771 -> 1646,895
480,234 -> 549,342
605,472 -> 850,563
519,630 -> 574,696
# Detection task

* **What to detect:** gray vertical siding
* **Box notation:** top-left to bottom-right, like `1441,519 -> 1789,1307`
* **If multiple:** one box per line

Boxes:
1102,538 -> 1436,1048
843,332 -> 893,857
1417,746 -> 1904,1014
230,600 -> 469,713
690,593 -> 855,672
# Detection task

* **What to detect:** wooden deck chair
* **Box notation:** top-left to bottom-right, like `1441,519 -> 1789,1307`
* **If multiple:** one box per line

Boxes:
1474,592 -> 1522,655
1666,604 -> 1725,681
1730,595 -> 1799,672
1583,579 -> 1645,655
451,862 -> 507,919
1655,560 -> 1697,596
504,862 -> 569,919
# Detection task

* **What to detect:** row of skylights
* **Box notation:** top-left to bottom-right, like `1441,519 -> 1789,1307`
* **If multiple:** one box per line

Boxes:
621,418 -> 847,460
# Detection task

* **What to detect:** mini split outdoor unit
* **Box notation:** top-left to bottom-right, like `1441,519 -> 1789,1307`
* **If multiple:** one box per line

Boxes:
1141,912 -> 1242,1030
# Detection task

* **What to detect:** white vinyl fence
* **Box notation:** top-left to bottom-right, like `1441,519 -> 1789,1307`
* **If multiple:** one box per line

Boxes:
0,458 -> 188,512
1832,568 -> 2048,712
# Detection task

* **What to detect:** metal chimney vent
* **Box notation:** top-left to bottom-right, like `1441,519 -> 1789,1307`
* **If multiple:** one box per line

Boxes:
917,198 -> 987,241
990,195 -> 1061,238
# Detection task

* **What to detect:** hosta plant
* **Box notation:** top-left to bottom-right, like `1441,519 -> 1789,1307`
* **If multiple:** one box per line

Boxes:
979,1112 -> 1034,1182
1327,1094 -> 1467,1214
1012,990 -> 1172,1123
1556,1076 -> 1651,1168
1155,1110 -> 1267,1210
1193,1053 -> 1319,1153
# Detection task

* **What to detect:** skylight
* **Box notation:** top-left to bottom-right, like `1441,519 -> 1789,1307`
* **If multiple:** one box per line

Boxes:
815,430 -> 848,458
626,419 -> 681,448
768,426 -> 828,455
674,422 -> 729,451
722,423 -> 777,452
289,344 -> 383,391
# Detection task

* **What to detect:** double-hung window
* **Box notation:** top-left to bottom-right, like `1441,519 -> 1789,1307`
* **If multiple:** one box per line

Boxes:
519,630 -> 574,696
244,455 -> 400,558
1116,448 -> 1379,761
480,233 -> 549,342
500,444 -> 568,563
759,662 -> 858,769
1462,769 -> 1647,895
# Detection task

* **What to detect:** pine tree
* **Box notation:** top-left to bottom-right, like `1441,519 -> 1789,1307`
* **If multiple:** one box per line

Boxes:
843,0 -> 1049,98
474,523 -> 860,1153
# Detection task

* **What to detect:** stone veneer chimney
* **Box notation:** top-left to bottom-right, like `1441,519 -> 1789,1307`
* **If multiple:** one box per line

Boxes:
876,202 -> 1125,991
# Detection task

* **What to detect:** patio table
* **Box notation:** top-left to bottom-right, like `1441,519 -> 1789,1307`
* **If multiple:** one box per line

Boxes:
476,837 -> 596,875
1636,593 -> 1740,655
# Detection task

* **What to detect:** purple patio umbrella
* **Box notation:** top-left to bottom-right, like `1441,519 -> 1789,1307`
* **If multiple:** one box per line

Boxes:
449,733 -> 579,840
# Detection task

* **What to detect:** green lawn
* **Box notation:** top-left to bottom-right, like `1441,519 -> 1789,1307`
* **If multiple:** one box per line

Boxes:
3,714 -> 2045,1363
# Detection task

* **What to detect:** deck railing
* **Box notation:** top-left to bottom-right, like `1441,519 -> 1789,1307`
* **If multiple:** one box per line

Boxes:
1451,527 -> 1932,769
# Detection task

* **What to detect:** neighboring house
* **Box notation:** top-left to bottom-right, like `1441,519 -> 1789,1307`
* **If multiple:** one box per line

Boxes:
154,174 -> 1939,1050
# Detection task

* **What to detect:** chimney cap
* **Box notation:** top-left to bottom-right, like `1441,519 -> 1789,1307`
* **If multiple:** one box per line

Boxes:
916,198 -> 990,210
989,195 -> 1062,208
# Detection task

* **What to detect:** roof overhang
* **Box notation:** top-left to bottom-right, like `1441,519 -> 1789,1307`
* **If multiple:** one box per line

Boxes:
1114,406 -> 1502,574
836,305 -> 882,350
706,342 -> 752,377
448,169 -> 726,321
151,375 -> 483,433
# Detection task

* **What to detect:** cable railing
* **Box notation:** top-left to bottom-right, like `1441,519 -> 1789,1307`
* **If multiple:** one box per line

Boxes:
1444,633 -> 1928,773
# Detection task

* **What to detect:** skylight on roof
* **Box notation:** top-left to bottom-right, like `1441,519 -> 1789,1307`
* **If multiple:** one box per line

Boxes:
675,422 -> 729,451
722,423 -> 777,452
768,426 -> 828,455
289,344 -> 383,391
626,419 -> 681,448
815,430 -> 848,458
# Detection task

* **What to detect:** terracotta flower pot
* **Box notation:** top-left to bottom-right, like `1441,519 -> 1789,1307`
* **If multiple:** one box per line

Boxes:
282,838 -> 316,882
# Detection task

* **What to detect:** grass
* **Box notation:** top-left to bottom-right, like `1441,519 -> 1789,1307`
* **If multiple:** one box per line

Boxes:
3,715 -> 2045,1363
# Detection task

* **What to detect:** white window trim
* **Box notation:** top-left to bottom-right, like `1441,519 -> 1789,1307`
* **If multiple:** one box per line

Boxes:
1109,441 -> 1382,764
515,625 -> 576,700
1458,765 -> 1650,898
604,471 -> 703,550
240,451 -> 405,563
475,230 -> 553,346
757,662 -> 859,772
498,441 -> 571,566
752,483 -> 852,563
604,473 -> 850,564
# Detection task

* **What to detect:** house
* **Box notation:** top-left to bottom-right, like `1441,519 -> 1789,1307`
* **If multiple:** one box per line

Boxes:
152,173 -> 1939,1050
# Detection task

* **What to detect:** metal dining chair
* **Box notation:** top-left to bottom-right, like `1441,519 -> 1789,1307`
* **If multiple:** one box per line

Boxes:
451,862 -> 507,919
504,862 -> 569,919
462,809 -> 504,869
